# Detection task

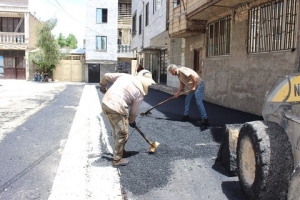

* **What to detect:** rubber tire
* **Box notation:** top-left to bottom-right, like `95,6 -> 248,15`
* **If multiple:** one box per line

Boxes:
237,121 -> 294,200
288,164 -> 300,200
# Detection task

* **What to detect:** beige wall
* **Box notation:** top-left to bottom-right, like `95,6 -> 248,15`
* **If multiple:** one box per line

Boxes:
28,14 -> 41,50
203,7 -> 299,116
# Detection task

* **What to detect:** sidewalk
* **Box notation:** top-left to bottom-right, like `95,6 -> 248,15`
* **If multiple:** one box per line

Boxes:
150,84 -> 177,95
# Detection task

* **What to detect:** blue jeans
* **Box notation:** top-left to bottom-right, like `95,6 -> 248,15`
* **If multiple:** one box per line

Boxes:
184,82 -> 208,119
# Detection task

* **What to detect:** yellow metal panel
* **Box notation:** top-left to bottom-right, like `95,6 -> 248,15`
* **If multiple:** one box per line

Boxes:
272,76 -> 300,102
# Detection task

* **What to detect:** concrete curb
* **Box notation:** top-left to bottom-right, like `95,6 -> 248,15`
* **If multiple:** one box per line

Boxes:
49,85 -> 122,200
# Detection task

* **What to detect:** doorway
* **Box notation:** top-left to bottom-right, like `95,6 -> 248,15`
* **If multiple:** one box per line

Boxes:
88,64 -> 100,83
193,49 -> 201,76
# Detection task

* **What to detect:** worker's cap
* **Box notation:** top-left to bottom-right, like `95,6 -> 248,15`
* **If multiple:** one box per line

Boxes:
136,69 -> 156,95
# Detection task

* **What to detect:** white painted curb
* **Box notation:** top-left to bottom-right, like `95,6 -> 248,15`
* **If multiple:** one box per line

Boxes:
48,85 -> 122,200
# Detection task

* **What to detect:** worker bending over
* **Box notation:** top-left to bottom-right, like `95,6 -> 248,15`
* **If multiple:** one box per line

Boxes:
99,70 -> 155,167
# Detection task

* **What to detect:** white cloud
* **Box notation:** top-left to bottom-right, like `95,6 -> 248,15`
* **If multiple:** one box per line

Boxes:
29,0 -> 86,48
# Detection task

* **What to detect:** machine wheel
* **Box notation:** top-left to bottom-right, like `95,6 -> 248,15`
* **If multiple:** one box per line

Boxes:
237,121 -> 293,200
288,164 -> 300,200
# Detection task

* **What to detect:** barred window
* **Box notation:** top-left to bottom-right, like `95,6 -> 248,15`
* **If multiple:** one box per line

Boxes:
248,0 -> 296,53
206,17 -> 231,57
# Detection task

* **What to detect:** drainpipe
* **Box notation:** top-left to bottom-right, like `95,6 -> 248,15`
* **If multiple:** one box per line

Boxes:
142,0 -> 144,50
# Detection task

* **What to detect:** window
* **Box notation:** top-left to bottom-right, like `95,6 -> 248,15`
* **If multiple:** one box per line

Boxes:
139,14 -> 142,35
153,0 -> 161,14
145,3 -> 149,26
206,17 -> 231,57
132,13 -> 137,35
173,0 -> 180,8
96,8 -> 108,23
118,3 -> 131,15
118,29 -> 122,45
248,0 -> 296,53
96,36 -> 107,51
0,18 -> 24,32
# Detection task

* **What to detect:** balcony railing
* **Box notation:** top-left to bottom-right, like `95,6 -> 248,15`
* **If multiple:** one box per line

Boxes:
0,32 -> 26,44
118,45 -> 132,53
118,8 -> 131,26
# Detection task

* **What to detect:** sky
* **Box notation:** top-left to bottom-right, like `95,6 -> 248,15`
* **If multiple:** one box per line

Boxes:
28,0 -> 86,48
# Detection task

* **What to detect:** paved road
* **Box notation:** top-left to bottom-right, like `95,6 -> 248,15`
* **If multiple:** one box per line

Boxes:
0,80 -> 262,200
97,87 -> 262,200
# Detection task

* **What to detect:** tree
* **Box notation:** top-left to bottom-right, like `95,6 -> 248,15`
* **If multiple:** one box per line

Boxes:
57,33 -> 78,49
29,18 -> 62,77
66,34 -> 78,49
57,33 -> 67,47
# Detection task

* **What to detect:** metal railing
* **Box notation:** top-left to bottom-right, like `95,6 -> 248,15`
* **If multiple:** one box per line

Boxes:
0,32 -> 26,44
117,45 -> 133,53
118,8 -> 131,25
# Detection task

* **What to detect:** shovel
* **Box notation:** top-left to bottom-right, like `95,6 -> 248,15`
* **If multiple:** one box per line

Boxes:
135,126 -> 159,153
140,90 -> 191,116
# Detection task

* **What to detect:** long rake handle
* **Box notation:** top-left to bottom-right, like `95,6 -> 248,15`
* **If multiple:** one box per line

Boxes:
144,90 -> 191,115
144,96 -> 175,115
135,126 -> 154,146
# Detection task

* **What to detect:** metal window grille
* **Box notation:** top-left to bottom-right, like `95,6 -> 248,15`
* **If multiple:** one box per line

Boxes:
248,0 -> 296,53
206,16 -> 231,57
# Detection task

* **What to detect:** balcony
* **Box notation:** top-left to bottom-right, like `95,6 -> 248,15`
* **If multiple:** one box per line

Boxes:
118,8 -> 131,29
0,32 -> 28,49
169,0 -> 255,38
117,45 -> 135,58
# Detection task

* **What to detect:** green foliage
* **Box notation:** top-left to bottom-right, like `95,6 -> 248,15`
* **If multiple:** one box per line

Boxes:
57,33 -> 67,47
57,33 -> 78,49
29,18 -> 62,75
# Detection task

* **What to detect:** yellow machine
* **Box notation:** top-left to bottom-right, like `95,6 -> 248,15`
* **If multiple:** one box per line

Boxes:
230,74 -> 300,199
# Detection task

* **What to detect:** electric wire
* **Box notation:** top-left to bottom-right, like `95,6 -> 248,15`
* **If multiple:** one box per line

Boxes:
43,0 -> 104,36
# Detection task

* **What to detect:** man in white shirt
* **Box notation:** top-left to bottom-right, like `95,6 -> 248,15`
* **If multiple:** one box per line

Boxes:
99,70 -> 155,167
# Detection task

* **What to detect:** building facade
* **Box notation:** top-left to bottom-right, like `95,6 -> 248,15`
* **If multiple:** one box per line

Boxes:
0,0 -> 40,80
168,0 -> 299,116
131,0 -> 170,83
85,0 -> 134,83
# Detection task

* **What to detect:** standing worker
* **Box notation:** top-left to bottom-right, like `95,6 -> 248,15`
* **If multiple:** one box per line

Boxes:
167,64 -> 209,125
99,69 -> 155,167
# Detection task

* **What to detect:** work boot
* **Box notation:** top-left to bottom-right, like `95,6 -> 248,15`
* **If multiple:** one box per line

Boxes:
199,118 -> 209,126
113,158 -> 129,167
181,115 -> 190,122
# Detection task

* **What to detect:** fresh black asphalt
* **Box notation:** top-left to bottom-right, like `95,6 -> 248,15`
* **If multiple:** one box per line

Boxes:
98,88 -> 262,200
0,84 -> 83,200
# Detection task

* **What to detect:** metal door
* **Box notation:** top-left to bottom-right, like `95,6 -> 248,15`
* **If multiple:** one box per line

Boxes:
88,64 -> 100,83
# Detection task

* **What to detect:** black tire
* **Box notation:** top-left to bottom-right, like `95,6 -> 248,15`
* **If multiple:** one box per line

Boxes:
288,164 -> 300,200
237,121 -> 294,200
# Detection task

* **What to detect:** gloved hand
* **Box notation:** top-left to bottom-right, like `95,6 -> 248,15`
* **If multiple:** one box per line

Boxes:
129,121 -> 136,128
100,86 -> 107,94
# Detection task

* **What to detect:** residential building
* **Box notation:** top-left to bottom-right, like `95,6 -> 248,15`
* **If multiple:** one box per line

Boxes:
131,0 -> 170,83
85,0 -> 134,83
168,0 -> 299,116
0,0 -> 40,80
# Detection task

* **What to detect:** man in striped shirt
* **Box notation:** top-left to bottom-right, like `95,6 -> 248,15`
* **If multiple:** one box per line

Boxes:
167,64 -> 209,126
